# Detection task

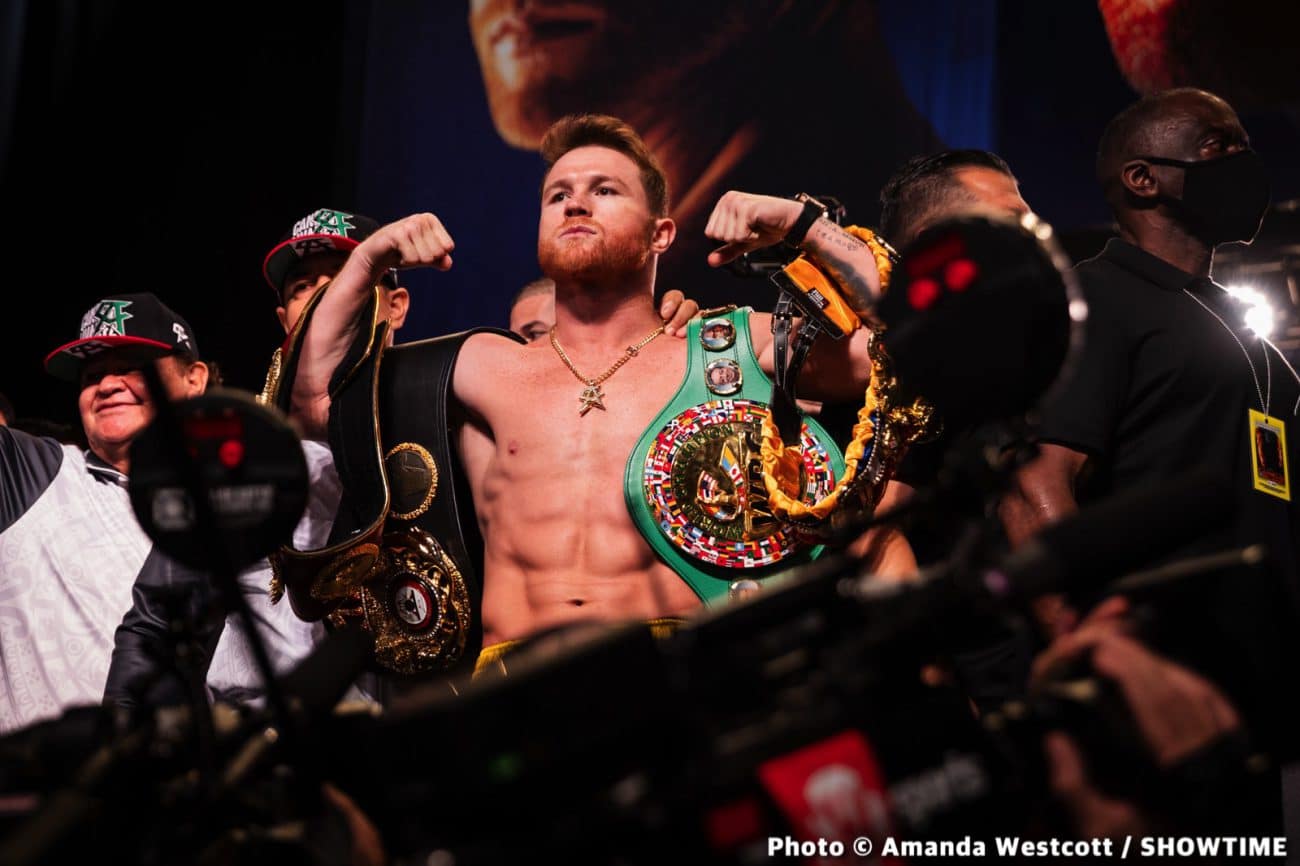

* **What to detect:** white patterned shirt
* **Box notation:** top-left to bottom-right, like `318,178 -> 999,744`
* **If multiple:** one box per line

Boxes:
206,440 -> 375,705
0,428 -> 150,733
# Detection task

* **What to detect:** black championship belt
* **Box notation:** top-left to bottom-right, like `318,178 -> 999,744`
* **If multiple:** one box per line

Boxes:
270,285 -> 521,675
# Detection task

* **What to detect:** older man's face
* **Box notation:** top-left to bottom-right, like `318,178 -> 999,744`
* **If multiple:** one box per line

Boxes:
78,354 -> 205,462
467,0 -> 771,147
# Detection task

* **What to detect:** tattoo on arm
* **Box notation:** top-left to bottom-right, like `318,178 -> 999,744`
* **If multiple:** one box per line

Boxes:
809,220 -> 867,253
803,219 -> 876,306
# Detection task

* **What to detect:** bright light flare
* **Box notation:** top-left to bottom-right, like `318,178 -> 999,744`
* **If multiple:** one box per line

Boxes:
1224,283 -> 1277,339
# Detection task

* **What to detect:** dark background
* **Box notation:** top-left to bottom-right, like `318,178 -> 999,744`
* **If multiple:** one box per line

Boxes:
4,1 -> 1299,429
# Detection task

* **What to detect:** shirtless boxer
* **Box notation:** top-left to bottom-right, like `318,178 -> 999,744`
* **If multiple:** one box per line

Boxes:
291,115 -> 908,648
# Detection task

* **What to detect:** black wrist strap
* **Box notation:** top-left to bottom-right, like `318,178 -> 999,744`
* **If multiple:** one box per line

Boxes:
783,198 -> 824,248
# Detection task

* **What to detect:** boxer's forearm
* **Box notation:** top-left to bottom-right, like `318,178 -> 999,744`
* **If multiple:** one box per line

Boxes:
797,218 -> 882,313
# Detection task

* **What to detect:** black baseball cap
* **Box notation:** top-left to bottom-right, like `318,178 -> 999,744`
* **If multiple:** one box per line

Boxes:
262,207 -> 396,300
45,293 -> 200,382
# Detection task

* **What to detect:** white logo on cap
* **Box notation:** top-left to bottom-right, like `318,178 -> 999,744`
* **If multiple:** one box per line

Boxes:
173,323 -> 190,346
80,300 -> 133,339
292,208 -> 356,239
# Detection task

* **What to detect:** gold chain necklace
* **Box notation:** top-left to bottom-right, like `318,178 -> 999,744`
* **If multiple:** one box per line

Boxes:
550,323 -> 665,415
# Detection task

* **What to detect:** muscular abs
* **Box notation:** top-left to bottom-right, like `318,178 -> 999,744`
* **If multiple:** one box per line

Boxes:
454,332 -> 699,646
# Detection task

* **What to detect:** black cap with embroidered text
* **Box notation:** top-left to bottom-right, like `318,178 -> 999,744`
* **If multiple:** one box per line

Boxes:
45,293 -> 201,381
262,207 -> 396,300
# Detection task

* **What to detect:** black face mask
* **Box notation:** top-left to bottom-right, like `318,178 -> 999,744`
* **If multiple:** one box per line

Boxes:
1139,149 -> 1271,245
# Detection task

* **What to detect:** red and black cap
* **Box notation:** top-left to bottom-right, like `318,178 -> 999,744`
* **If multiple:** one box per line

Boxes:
45,293 -> 200,382
262,207 -> 395,301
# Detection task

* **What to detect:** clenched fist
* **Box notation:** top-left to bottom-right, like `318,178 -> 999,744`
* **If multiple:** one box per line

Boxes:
704,191 -> 805,267
357,212 -> 456,274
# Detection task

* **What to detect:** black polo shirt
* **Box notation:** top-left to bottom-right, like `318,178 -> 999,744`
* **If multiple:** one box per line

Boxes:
1038,239 -> 1300,748
1038,238 -> 1299,572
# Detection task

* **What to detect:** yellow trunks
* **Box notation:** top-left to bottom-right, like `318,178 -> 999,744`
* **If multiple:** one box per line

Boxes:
473,616 -> 686,677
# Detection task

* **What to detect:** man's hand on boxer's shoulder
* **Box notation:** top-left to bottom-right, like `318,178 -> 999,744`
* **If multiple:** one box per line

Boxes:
659,290 -> 700,337
356,213 -> 455,274
705,191 -> 804,267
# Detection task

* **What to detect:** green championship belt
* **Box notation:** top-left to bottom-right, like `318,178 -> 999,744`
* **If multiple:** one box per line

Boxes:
625,307 -> 845,603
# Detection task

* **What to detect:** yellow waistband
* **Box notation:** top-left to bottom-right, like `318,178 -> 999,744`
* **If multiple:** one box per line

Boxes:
473,638 -> 522,676
473,616 -> 686,677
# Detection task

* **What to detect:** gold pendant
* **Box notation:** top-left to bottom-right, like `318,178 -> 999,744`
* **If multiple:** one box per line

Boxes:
579,384 -> 606,415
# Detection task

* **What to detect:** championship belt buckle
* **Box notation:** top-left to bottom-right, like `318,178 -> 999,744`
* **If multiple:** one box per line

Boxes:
355,525 -> 472,675
642,399 -> 838,569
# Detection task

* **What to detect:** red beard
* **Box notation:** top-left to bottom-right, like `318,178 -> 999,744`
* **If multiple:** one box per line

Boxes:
538,219 -> 652,284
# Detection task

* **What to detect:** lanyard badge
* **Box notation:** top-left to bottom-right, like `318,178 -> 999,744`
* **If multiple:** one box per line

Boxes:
1249,409 -> 1290,501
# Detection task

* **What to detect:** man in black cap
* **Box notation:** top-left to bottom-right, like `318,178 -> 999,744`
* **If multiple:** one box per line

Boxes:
263,208 -> 411,341
0,293 -> 209,732
257,208 -> 412,405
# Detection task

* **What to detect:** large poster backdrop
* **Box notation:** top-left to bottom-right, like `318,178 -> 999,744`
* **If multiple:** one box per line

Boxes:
3,2 -> 1299,423
357,0 -> 1300,342
358,0 -> 993,333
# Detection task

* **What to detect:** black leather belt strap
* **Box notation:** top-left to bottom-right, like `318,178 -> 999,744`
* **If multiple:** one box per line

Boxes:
326,319 -> 391,543
373,329 -> 521,663
269,288 -> 388,622
770,292 -> 822,446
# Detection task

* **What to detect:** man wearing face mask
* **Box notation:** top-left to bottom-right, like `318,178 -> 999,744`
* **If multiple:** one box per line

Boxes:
999,89 -> 1300,775
1001,87 -> 1297,610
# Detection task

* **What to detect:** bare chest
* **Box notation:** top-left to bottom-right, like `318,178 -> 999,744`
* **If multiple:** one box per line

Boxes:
480,341 -> 685,499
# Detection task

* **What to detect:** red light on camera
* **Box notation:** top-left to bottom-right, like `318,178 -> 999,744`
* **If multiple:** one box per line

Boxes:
218,439 -> 245,469
908,277 -> 941,310
944,258 -> 978,291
